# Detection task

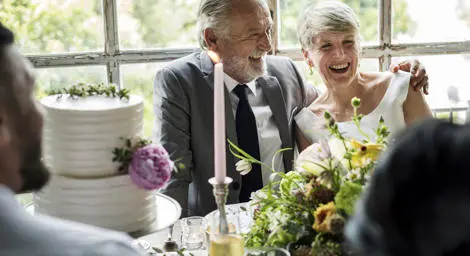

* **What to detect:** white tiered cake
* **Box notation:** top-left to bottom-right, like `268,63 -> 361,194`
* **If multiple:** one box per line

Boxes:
33,94 -> 156,233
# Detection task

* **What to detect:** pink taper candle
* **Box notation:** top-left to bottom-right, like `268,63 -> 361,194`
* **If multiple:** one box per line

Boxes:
208,51 -> 226,184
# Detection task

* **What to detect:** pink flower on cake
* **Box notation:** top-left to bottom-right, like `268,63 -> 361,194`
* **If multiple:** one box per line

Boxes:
129,144 -> 174,190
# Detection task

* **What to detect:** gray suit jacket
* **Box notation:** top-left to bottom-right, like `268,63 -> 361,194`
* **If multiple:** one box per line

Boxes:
154,51 -> 316,216
0,186 -> 145,256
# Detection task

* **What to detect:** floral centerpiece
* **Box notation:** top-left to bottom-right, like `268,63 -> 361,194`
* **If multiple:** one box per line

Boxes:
230,97 -> 390,256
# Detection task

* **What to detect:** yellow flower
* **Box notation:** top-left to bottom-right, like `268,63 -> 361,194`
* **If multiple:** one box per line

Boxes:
312,202 -> 336,233
350,139 -> 384,168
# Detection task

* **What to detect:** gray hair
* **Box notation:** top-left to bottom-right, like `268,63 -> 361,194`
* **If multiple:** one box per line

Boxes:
197,0 -> 233,50
196,0 -> 270,50
297,1 -> 360,51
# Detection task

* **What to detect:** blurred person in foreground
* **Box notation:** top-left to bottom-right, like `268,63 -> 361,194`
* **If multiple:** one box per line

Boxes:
0,23 -> 145,256
346,119 -> 470,256
295,1 -> 432,150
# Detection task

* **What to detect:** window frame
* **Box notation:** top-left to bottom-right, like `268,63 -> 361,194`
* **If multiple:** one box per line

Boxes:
24,0 -> 470,96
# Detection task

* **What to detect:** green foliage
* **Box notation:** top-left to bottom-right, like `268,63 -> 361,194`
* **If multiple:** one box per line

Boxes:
46,82 -> 130,100
0,0 -> 101,53
130,0 -> 198,48
334,181 -> 363,215
112,137 -> 152,173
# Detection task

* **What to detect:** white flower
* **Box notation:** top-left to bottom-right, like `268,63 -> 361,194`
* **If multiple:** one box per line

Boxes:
328,137 -> 352,171
235,159 -> 252,175
250,189 -> 268,202
295,142 -> 331,176
269,172 -> 280,182
328,137 -> 347,161
344,168 -> 361,182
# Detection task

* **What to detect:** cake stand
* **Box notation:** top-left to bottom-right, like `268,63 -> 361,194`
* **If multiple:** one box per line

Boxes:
25,192 -> 182,238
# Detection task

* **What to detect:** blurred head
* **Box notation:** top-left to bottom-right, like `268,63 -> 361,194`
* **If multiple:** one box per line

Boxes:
0,23 -> 49,193
346,119 -> 470,256
297,1 -> 361,87
197,0 -> 272,83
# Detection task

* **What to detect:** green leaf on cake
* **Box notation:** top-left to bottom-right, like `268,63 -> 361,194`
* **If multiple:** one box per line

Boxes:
45,82 -> 130,100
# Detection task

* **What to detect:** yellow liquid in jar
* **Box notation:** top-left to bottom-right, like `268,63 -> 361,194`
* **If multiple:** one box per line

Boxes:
210,234 -> 244,256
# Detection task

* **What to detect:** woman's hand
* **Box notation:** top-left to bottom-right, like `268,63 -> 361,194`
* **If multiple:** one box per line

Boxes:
390,59 -> 429,95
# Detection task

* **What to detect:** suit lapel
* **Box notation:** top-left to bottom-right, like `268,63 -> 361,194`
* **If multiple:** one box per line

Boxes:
201,51 -> 215,91
256,76 -> 293,171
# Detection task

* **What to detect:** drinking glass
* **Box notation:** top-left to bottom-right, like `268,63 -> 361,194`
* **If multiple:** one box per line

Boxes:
180,216 -> 206,250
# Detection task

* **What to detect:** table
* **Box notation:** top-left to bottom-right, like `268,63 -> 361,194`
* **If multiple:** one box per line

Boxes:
136,203 -> 250,255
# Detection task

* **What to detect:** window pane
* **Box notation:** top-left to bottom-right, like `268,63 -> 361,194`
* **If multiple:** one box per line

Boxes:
118,0 -> 198,49
0,0 -> 104,54
280,0 -> 380,48
294,58 -> 378,92
392,55 -> 470,109
393,0 -> 470,43
35,66 -> 107,98
121,63 -> 168,138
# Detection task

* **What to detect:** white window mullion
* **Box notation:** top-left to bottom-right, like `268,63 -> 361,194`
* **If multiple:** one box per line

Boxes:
268,0 -> 280,55
379,0 -> 392,71
103,0 -> 120,86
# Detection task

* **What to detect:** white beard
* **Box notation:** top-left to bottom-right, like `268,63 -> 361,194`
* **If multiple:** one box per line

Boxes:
224,55 -> 267,83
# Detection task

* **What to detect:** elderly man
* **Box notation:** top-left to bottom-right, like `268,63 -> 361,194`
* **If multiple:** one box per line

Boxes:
0,24 -> 145,256
154,0 -> 429,216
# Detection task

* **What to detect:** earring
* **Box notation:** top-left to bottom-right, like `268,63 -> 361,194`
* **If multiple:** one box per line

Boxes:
308,65 -> 314,76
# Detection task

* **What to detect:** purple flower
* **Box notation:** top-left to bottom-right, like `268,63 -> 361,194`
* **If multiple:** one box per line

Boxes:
129,144 -> 174,190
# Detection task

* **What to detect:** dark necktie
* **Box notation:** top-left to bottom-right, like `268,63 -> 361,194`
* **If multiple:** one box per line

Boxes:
233,84 -> 263,202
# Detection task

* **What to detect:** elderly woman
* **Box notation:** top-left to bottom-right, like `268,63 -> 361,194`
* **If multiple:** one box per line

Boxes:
295,1 -> 432,150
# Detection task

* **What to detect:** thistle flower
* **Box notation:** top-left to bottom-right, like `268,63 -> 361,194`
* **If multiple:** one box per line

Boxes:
129,144 -> 174,190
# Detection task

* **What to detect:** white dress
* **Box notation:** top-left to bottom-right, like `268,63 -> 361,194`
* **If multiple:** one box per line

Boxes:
295,71 -> 411,142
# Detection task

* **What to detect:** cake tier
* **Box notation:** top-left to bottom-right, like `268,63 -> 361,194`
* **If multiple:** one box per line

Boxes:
41,95 -> 144,178
33,174 -> 156,233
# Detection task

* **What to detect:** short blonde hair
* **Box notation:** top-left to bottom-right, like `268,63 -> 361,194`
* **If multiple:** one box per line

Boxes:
297,1 -> 360,51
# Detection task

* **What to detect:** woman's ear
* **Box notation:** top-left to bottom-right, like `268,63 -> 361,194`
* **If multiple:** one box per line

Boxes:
302,49 -> 315,69
204,28 -> 219,51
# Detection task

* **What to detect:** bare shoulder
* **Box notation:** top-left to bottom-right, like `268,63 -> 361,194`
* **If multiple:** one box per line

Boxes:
360,72 -> 393,95
307,97 -> 330,116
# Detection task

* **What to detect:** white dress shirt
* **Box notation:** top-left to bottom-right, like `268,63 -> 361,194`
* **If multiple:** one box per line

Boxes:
0,185 -> 145,256
224,74 -> 284,185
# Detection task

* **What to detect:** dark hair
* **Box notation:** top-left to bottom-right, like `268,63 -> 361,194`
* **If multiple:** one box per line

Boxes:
346,119 -> 470,256
0,22 -> 14,46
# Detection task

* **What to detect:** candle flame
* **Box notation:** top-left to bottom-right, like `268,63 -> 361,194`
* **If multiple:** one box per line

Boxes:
208,50 -> 221,64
